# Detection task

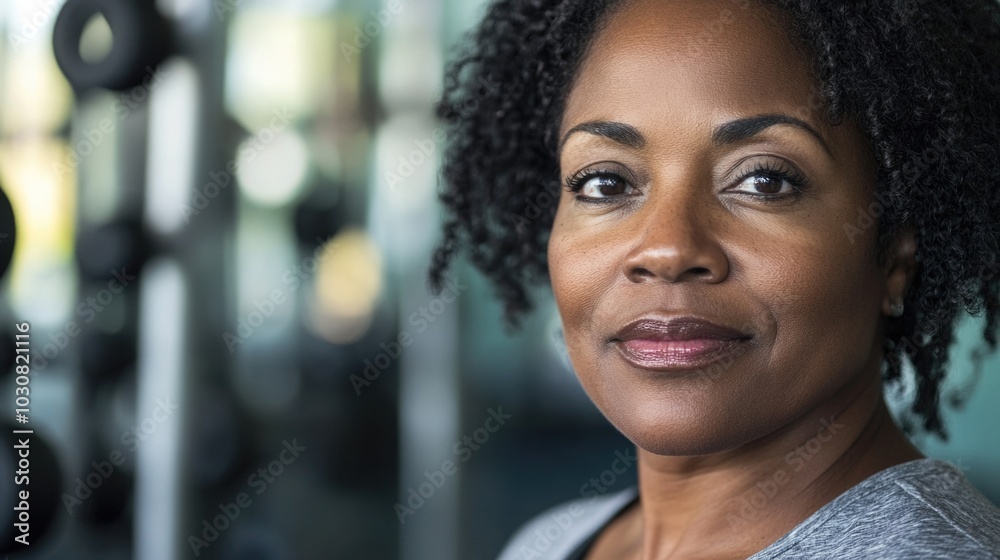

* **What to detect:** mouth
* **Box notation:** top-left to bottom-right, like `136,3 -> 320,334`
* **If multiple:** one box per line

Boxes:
611,316 -> 752,372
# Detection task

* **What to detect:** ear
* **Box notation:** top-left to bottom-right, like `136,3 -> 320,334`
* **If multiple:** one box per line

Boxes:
882,225 -> 917,317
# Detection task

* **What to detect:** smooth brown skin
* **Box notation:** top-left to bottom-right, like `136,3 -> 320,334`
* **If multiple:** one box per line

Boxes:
547,1 -> 924,558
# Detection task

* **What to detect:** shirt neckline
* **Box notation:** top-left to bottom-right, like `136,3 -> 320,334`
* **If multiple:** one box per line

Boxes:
567,457 -> 958,560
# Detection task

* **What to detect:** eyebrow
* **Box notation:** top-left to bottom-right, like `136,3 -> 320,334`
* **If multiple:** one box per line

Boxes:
559,114 -> 831,156
712,114 -> 831,155
559,121 -> 645,154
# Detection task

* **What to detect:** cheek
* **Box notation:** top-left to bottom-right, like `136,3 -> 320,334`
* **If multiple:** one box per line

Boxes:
547,203 -> 622,374
548,206 -> 606,332
742,210 -> 884,397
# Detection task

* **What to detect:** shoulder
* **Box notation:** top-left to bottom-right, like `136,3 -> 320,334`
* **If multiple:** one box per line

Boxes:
755,459 -> 1000,559
496,487 -> 638,560
882,459 -> 1000,555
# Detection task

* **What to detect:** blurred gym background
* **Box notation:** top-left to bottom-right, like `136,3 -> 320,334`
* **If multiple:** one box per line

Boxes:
0,0 -> 995,559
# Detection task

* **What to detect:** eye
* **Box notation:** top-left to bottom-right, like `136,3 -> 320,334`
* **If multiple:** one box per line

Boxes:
734,174 -> 797,195
729,161 -> 808,198
565,171 -> 635,201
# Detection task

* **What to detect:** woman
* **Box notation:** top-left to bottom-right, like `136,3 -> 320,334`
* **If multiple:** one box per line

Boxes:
429,0 -> 1000,558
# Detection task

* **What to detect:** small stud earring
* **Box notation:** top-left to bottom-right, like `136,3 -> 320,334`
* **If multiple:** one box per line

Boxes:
889,298 -> 905,318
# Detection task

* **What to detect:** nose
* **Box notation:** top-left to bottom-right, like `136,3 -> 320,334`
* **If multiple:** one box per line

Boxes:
621,186 -> 729,284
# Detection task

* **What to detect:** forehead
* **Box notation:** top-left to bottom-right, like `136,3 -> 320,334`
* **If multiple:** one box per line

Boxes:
562,0 -> 824,138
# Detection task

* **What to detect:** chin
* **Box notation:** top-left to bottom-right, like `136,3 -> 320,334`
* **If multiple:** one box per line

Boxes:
595,388 -> 771,457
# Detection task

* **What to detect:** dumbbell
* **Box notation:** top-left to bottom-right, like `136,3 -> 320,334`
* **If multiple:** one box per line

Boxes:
53,0 -> 174,92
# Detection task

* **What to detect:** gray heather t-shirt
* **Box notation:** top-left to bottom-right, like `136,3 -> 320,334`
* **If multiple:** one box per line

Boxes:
497,458 -> 1000,559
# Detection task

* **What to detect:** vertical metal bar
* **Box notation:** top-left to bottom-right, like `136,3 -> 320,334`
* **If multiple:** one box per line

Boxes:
134,257 -> 186,560
386,0 -> 462,558
133,1 -> 228,559
399,279 -> 460,560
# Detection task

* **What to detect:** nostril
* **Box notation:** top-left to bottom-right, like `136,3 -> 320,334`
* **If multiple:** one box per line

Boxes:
631,267 -> 656,280
627,265 -> 717,283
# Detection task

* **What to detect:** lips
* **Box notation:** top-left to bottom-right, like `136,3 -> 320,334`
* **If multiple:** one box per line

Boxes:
612,317 -> 752,371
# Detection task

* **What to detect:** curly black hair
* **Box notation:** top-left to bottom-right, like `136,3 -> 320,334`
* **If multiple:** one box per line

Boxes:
428,0 -> 1000,438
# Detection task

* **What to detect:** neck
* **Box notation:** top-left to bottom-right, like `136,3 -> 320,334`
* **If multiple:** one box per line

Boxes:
627,374 -> 923,560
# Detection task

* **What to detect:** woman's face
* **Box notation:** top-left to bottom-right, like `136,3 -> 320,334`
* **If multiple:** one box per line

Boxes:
549,0 -> 891,455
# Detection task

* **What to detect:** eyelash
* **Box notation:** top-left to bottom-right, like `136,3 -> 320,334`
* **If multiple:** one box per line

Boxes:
563,160 -> 810,204
735,160 -> 809,198
563,168 -> 630,205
